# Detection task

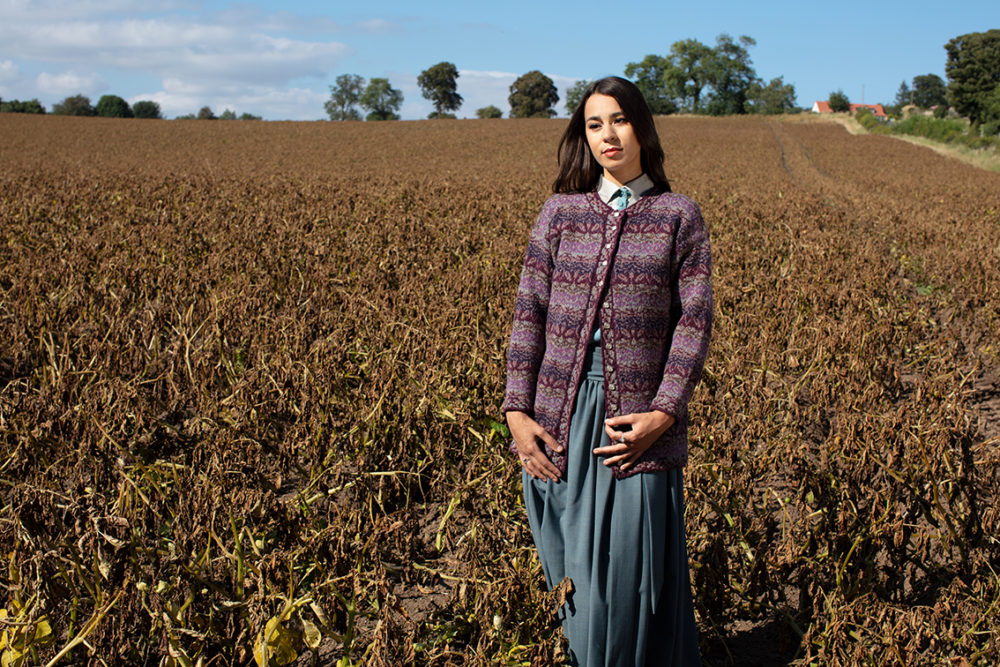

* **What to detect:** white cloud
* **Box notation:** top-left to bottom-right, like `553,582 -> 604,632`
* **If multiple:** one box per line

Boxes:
36,69 -> 106,95
1,17 -> 351,87
0,0 -> 193,21
0,59 -> 19,82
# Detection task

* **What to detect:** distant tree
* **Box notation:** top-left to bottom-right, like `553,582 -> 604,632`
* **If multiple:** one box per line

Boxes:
219,109 -> 237,120
912,74 -> 948,109
983,84 -> 1000,135
828,89 -> 850,112
325,74 -> 364,121
624,57 -> 678,115
239,112 -> 262,120
132,100 -> 162,119
0,98 -> 45,114
945,29 -> 1000,125
197,106 -> 216,120
52,94 -> 96,116
476,105 -> 502,119
96,95 -> 133,118
417,62 -> 462,118
892,81 -> 912,113
703,34 -> 757,115
175,113 -> 196,120
565,79 -> 591,115
359,78 -> 403,120
745,76 -> 797,114
665,38 -> 714,112
509,70 -> 558,118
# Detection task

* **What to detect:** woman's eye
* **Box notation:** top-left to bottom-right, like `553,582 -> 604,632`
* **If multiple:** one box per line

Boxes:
615,117 -> 628,124
587,124 -> 600,131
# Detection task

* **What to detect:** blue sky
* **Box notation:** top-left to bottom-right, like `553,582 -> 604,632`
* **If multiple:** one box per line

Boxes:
0,0 -> 995,120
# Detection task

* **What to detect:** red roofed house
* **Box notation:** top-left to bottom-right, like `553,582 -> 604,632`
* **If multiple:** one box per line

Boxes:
812,100 -> 888,118
849,103 -> 887,118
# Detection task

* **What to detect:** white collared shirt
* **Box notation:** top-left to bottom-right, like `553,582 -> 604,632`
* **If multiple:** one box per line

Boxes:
597,173 -> 655,208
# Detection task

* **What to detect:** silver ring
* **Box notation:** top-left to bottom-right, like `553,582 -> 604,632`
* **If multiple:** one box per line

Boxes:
520,458 -> 529,465
618,434 -> 626,443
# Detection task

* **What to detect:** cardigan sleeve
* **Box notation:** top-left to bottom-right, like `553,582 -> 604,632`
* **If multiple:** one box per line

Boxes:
501,197 -> 559,415
649,197 -> 713,419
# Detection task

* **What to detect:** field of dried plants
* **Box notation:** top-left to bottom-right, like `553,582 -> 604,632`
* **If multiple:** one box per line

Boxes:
2,113 -> 999,666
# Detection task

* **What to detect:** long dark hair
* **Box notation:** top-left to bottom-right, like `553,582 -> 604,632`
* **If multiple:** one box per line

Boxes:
553,76 -> 670,194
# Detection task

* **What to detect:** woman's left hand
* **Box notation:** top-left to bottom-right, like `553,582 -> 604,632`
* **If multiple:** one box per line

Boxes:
595,411 -> 676,471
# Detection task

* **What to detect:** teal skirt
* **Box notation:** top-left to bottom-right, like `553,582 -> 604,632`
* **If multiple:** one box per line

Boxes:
522,338 -> 701,666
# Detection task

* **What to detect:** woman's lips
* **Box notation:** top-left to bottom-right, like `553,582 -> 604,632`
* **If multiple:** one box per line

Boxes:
603,148 -> 621,157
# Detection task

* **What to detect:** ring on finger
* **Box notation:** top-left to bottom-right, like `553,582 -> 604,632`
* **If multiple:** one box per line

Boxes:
618,434 -> 626,444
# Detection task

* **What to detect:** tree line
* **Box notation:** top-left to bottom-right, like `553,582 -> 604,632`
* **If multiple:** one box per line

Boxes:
0,94 -> 262,120
329,29 -> 999,129
326,34 -> 797,122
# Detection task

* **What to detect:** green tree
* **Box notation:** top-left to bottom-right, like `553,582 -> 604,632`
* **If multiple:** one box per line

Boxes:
360,78 -> 403,120
197,106 -> 216,120
0,98 -> 45,114
703,34 -> 758,115
665,38 -> 714,112
624,56 -> 678,115
564,79 -> 591,115
945,29 -> 1000,125
912,74 -> 948,109
52,94 -> 96,116
219,108 -> 237,120
745,76 -> 797,114
96,95 -> 133,118
983,83 -> 1000,135
893,81 -> 912,112
175,113 -> 196,120
417,62 -> 462,118
132,100 -> 162,119
476,105 -> 502,119
828,89 -> 850,112
325,74 -> 364,121
239,112 -> 262,120
508,70 -> 558,118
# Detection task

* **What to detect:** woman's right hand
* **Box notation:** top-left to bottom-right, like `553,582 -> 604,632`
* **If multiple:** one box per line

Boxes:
506,411 -> 563,482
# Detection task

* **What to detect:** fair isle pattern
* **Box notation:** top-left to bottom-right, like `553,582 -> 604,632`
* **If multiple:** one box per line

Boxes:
503,189 -> 713,480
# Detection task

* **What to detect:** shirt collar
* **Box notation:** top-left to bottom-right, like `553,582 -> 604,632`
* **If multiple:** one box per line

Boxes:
597,173 -> 656,206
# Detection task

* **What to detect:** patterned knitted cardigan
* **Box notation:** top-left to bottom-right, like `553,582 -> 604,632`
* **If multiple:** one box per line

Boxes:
502,189 -> 713,479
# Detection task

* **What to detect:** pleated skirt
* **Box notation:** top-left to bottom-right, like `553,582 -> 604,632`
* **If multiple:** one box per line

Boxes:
522,339 -> 701,667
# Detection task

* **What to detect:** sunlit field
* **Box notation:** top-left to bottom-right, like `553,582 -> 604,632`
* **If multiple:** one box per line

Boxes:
2,113 -> 999,665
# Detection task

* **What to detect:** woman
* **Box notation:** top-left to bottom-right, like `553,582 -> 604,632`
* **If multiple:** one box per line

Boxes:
502,76 -> 712,666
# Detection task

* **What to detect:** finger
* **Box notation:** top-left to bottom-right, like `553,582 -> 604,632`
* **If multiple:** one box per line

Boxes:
534,426 -> 562,453
520,448 -> 561,482
603,451 -> 637,468
602,425 -> 632,445
592,442 -> 629,456
604,414 -> 638,427
529,456 -> 561,482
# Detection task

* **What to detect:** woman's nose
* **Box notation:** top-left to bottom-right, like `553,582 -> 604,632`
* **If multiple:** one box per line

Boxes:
602,124 -> 617,142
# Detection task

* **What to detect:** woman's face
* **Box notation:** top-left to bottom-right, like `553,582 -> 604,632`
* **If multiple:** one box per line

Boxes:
584,93 -> 642,186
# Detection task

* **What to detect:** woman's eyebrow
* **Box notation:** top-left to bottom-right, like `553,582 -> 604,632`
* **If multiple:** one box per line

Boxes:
586,112 -> 624,122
